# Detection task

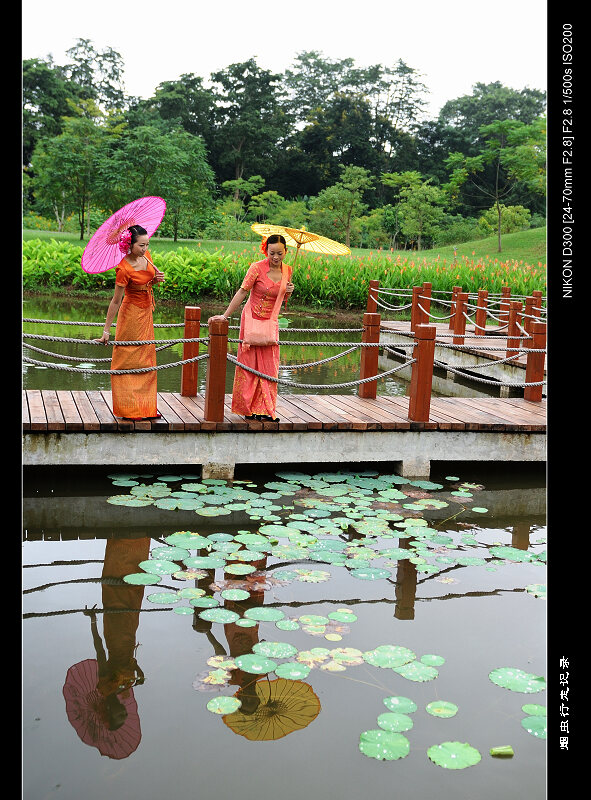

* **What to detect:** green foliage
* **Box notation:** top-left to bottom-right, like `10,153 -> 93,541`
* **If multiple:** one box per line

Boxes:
23,231 -> 546,309
478,204 -> 531,236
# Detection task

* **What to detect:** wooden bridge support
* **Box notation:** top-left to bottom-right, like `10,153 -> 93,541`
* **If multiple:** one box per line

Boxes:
204,316 -> 228,422
181,306 -> 201,396
359,312 -> 381,399
449,285 -> 462,330
524,321 -> 546,402
499,286 -> 511,328
507,301 -> 523,357
366,280 -> 380,313
408,323 -> 436,422
453,292 -> 469,345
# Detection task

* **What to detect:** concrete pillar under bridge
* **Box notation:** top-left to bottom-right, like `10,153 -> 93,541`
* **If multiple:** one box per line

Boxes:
22,428 -> 546,480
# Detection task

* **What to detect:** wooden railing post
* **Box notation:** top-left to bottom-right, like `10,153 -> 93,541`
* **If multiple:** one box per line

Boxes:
499,286 -> 511,328
524,321 -> 546,402
506,300 -> 522,357
358,312 -> 381,399
408,324 -> 436,422
204,317 -> 228,421
420,282 -> 432,325
448,285 -> 462,329
532,290 -> 543,319
523,296 -> 535,335
410,286 -> 421,332
181,306 -> 201,396
453,292 -> 469,345
366,280 -> 380,313
475,289 -> 488,337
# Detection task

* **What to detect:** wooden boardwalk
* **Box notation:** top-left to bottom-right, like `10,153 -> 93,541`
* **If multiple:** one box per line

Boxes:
23,389 -> 546,433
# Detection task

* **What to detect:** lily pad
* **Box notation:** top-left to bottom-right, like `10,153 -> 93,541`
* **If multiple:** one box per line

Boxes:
138,559 -> 178,575
350,567 -> 391,581
383,696 -> 417,714
426,701 -> 458,718
225,563 -> 256,575
377,712 -> 414,732
253,641 -> 298,659
521,716 -> 547,738
428,741 -> 481,769
183,556 -> 226,570
421,654 -> 446,666
123,572 -> 161,585
274,662 -> 311,680
206,696 -> 242,715
359,730 -> 410,761
243,607 -> 285,622
198,608 -> 241,624
220,589 -> 250,601
489,667 -> 546,693
364,645 -> 415,669
147,592 -> 179,604
393,661 -> 439,682
234,654 -> 277,674
522,704 -> 546,716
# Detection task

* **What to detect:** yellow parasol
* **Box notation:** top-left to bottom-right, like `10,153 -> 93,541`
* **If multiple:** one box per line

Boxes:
251,223 -> 350,265
223,678 -> 321,741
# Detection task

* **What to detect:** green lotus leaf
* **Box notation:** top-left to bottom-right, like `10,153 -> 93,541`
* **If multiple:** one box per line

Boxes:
488,546 -> 533,562
383,696 -> 417,714
428,741 -> 481,769
274,662 -> 311,680
178,587 -> 206,599
472,507 -> 488,513
426,701 -> 458,718
225,563 -> 256,575
489,667 -> 546,693
147,591 -> 179,604
522,704 -> 546,716
272,570 -> 299,583
164,532 -> 210,549
421,654 -> 446,666
328,610 -> 358,623
172,606 -> 194,615
359,730 -> 410,761
172,569 -> 208,581
107,495 -> 153,507
220,589 -> 250,601
295,570 -> 331,583
243,607 -> 285,622
363,645 -> 415,669
151,546 -> 191,561
183,556 -> 226,570
195,506 -> 232,516
123,572 -> 161,585
138,559 -> 178,575
298,614 -> 329,626
521,716 -> 547,738
526,584 -> 547,598
234,654 -> 277,674
198,608 -> 240,624
377,712 -> 414,732
190,596 -> 219,608
350,567 -> 391,581
457,557 -> 486,566
275,619 -> 301,631
206,696 -> 242,715
235,618 -> 257,627
253,641 -> 298,659
393,661 -> 439,682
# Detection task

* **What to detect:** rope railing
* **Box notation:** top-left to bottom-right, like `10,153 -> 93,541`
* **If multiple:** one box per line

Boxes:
23,287 -> 547,422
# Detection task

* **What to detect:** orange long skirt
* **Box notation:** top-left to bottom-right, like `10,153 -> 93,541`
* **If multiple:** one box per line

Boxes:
111,298 -> 158,419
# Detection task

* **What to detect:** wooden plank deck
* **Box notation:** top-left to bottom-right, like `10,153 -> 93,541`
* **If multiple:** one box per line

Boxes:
22,390 -> 546,434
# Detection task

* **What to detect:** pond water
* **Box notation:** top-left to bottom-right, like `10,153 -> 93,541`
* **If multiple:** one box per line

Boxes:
22,295 -> 500,399
23,462 -> 547,800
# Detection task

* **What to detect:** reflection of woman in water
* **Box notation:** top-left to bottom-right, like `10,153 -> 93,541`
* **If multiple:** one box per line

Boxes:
63,536 -> 150,759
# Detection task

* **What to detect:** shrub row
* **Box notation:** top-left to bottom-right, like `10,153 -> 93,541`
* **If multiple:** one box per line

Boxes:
23,239 -> 546,309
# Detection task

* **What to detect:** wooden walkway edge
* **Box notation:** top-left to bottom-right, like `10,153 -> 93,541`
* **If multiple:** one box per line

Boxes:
22,390 -> 546,434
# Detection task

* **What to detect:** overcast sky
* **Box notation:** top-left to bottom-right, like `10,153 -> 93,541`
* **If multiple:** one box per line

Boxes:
22,0 -> 547,118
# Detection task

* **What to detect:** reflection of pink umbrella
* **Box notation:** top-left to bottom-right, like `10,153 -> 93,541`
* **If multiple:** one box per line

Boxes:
81,196 -> 166,274
63,659 -> 142,759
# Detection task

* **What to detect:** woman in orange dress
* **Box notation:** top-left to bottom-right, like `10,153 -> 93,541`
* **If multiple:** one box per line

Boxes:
211,234 -> 294,421
95,225 -> 165,419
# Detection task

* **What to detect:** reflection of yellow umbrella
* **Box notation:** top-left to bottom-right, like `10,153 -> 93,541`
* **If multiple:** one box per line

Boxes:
223,678 -> 321,741
251,223 -> 350,265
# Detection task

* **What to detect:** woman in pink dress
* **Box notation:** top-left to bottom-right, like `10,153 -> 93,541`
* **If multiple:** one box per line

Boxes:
211,234 -> 294,421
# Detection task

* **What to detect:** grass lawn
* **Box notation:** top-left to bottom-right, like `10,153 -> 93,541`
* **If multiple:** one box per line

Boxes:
22,226 -> 546,267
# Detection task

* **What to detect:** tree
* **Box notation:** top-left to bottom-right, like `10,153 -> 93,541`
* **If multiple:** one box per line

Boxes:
209,58 -> 291,184
381,171 -> 446,250
310,165 -> 373,247
62,39 -> 126,111
445,118 -> 545,252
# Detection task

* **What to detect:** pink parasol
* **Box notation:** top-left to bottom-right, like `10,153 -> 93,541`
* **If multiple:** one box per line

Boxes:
81,196 -> 166,274
63,659 -> 142,759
